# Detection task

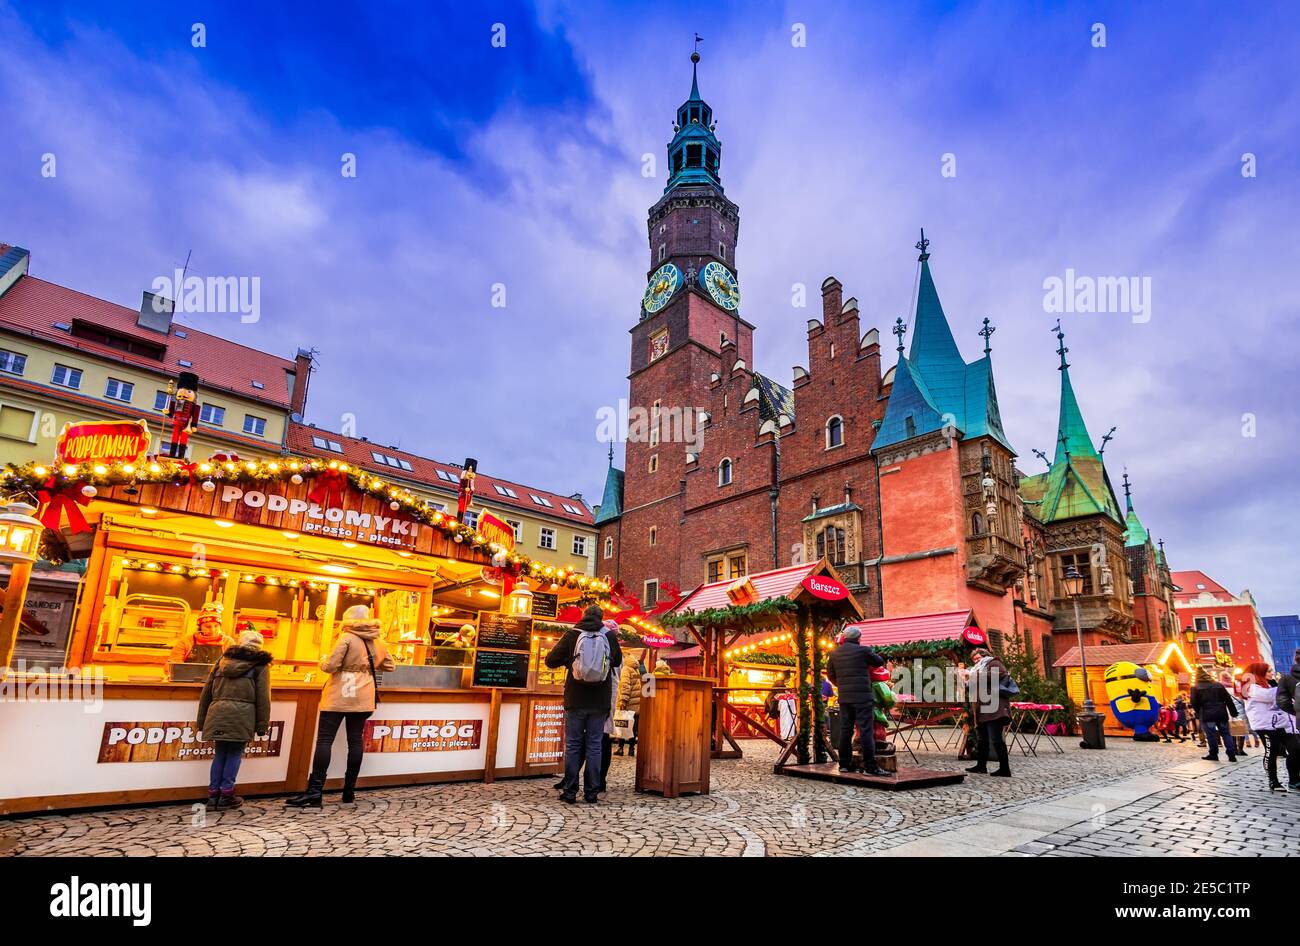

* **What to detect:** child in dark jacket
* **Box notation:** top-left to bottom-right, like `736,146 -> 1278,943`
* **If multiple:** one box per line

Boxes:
196,629 -> 273,809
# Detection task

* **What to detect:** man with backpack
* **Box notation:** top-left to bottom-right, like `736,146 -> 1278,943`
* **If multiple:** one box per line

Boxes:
545,605 -> 622,804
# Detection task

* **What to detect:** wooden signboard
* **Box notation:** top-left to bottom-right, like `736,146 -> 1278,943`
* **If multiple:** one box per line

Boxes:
361,719 -> 483,753
471,650 -> 531,689
477,613 -> 533,651
97,721 -> 285,763
524,700 -> 565,765
531,592 -> 559,620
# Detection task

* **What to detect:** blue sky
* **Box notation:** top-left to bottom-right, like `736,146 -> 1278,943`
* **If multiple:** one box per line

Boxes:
2,2 -> 1299,616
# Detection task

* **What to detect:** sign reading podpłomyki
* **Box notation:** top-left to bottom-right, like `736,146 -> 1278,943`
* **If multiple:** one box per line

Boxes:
98,721 -> 285,763
802,574 -> 849,601
362,719 -> 483,753
215,484 -> 419,550
56,419 -> 151,466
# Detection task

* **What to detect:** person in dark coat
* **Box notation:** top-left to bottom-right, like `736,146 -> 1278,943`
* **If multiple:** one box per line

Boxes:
1190,665 -> 1239,761
826,628 -> 888,776
1173,694 -> 1190,740
195,629 -> 272,810
1276,650 -> 1300,717
965,647 -> 1013,777
545,605 -> 622,804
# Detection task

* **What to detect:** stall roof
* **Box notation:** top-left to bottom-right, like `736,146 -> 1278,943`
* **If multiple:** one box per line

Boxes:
1053,641 -> 1193,672
842,610 -> 975,648
670,563 -> 821,614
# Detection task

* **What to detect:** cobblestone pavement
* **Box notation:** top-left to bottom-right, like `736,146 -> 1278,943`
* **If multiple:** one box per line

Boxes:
2,735 -> 1296,856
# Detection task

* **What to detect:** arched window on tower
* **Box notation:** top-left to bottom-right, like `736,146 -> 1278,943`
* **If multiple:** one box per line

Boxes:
718,457 -> 733,487
603,536 -> 614,559
825,415 -> 844,449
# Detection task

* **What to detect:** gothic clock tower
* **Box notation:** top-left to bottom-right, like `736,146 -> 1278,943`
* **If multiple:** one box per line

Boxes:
617,50 -> 757,605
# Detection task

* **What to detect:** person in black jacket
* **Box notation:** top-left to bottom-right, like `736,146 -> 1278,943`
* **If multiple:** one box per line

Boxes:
827,628 -> 888,776
1190,666 -> 1239,761
544,605 -> 622,804
1277,650 -> 1300,716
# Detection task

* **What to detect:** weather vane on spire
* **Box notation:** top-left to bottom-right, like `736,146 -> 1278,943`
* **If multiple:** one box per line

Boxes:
979,317 -> 996,355
1099,426 -> 1117,455
915,228 -> 930,262
893,316 -> 907,355
1052,319 -> 1069,370
1122,469 -> 1131,499
692,33 -> 703,62
1032,448 -> 1050,469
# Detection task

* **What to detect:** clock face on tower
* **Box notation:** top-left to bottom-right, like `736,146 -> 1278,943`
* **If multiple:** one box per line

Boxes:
700,260 -> 740,311
642,263 -> 682,314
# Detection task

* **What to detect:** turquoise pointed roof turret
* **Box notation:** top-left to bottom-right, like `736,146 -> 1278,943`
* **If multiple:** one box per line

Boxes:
1018,323 -> 1123,524
1122,472 -> 1149,547
665,44 -> 724,193
872,231 -> 1013,454
594,445 -> 624,525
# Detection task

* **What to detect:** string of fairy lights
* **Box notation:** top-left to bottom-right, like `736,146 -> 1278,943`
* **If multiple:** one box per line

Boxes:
724,630 -> 833,662
2,454 -> 611,598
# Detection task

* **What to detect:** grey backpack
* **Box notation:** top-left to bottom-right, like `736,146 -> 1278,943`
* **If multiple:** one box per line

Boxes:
572,630 -> 611,683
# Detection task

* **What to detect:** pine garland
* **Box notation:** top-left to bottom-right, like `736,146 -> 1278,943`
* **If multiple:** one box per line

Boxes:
875,637 -> 972,661
809,608 -> 828,764
660,596 -> 798,628
794,610 -> 812,765
1,455 -> 609,596
729,651 -> 796,667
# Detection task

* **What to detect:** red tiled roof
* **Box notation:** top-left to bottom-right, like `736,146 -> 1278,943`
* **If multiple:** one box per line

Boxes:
286,422 -> 595,526
671,563 -> 820,614
0,276 -> 299,407
842,610 -> 975,648
1052,641 -> 1187,669
1171,570 -> 1232,603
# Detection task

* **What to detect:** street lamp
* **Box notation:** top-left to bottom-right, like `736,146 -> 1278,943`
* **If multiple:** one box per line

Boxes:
1183,625 -> 1197,646
0,503 -> 41,564
1064,563 -> 1106,749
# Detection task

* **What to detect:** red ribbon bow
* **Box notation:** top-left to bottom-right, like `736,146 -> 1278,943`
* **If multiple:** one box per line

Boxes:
307,468 -> 347,508
36,477 -> 92,534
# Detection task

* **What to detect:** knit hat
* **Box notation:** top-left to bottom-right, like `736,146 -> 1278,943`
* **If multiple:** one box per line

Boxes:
341,604 -> 372,624
841,627 -> 861,642
238,629 -> 265,649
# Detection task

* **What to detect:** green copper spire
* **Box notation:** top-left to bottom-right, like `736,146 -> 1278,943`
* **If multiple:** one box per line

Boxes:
1122,471 -> 1150,547
665,42 -> 723,193
1018,324 -> 1123,524
873,233 -> 1013,453
594,447 -> 624,526
1052,321 -> 1098,465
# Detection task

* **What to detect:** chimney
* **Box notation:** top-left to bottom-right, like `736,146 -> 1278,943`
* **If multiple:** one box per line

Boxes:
289,347 -> 314,417
137,290 -> 174,334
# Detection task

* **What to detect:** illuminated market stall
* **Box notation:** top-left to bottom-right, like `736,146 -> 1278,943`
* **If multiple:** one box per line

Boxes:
0,437 -> 610,814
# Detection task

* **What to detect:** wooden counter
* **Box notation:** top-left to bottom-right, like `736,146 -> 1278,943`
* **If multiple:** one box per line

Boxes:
0,675 -> 563,816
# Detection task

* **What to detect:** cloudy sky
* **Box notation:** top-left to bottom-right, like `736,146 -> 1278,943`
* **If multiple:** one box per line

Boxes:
2,2 -> 1297,615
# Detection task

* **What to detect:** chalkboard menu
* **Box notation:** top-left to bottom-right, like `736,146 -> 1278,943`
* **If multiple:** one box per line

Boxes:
471,649 -> 531,689
477,613 -> 533,651
531,592 -> 559,620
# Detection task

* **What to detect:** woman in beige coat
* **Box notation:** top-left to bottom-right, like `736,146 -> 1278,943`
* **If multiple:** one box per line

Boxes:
286,605 -> 395,808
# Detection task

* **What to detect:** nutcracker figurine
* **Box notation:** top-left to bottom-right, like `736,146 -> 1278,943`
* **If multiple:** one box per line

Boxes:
164,370 -> 201,458
456,457 -> 478,520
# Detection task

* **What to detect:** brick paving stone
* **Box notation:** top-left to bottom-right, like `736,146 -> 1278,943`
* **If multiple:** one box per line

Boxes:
0,735 -> 1295,857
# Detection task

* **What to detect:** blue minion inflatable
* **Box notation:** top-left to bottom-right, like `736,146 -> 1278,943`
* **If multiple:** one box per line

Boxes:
1104,661 -> 1161,741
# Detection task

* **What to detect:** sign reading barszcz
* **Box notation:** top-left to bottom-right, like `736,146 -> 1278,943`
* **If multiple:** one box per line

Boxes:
802,574 -> 849,601
56,419 -> 151,466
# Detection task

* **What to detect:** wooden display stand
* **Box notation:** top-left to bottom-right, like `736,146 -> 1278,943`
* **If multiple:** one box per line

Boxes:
635,674 -> 712,798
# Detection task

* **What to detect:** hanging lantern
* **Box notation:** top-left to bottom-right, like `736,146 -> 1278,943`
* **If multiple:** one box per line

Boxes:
0,502 -> 42,564
506,578 -> 534,617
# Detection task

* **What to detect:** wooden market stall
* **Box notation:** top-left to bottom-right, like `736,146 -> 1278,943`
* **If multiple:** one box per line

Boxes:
0,450 -> 611,814
1052,640 -> 1194,737
661,562 -> 862,769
